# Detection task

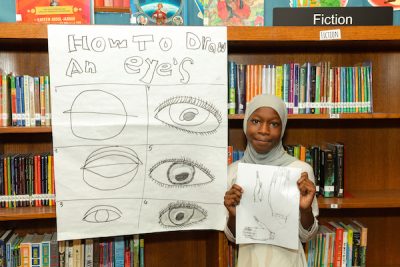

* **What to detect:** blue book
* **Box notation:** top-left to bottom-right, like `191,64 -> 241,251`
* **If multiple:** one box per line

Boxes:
114,236 -> 125,267
185,0 -> 204,25
6,232 -> 19,267
130,0 -> 185,25
0,230 -> 14,267
139,238 -> 144,267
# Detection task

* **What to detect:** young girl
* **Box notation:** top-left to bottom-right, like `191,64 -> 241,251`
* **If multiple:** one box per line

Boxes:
224,94 -> 319,266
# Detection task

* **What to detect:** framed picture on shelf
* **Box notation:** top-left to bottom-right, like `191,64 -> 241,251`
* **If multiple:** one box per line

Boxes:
130,0 -> 184,25
16,0 -> 92,24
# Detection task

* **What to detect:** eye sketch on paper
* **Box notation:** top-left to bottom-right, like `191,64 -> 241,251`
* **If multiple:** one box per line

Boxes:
149,157 -> 215,188
83,205 -> 123,223
159,201 -> 207,228
82,146 -> 143,190
63,89 -> 137,140
154,96 -> 222,135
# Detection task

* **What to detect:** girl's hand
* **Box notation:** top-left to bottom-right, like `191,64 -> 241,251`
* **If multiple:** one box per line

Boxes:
297,172 -> 316,211
224,184 -> 243,217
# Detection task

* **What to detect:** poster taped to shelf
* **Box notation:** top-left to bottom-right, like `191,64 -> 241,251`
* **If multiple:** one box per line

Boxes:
48,25 -> 228,240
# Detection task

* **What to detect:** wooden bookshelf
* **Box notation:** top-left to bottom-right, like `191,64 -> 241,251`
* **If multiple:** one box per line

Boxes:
1,23 -> 400,266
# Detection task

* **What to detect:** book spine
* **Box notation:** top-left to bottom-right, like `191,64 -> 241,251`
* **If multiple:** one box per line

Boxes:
228,61 -> 236,115
133,235 -> 139,267
323,149 -> 335,198
139,238 -> 144,267
235,64 -> 246,114
44,76 -> 51,126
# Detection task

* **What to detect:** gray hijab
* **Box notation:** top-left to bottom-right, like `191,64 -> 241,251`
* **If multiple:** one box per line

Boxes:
240,94 -> 296,166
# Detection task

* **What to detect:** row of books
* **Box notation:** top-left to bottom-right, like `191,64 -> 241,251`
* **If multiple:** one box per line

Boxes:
228,61 -> 373,115
306,220 -> 368,267
0,74 -> 51,127
226,241 -> 238,267
227,147 -> 244,164
0,153 -> 55,208
95,0 -> 130,8
228,142 -> 345,198
285,143 -> 345,198
0,230 -> 145,267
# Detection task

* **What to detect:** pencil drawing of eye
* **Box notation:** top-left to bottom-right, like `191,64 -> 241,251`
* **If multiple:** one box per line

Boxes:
63,89 -> 130,140
82,146 -> 142,190
82,205 -> 122,223
148,158 -> 215,187
159,201 -> 207,228
154,96 -> 222,135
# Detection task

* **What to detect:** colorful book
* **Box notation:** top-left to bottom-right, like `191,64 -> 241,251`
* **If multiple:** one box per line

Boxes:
0,230 -> 14,267
228,61 -> 237,115
130,0 -> 185,25
16,0 -> 92,24
50,233 -> 59,267
204,0 -> 264,25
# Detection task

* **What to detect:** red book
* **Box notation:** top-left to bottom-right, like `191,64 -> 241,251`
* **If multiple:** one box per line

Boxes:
113,0 -> 123,7
95,0 -> 105,7
122,0 -> 130,7
323,221 -> 344,267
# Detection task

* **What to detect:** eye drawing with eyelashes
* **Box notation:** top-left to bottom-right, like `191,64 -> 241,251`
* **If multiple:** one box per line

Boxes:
154,96 -> 222,135
82,205 -> 122,223
159,201 -> 207,228
82,146 -> 142,190
148,158 -> 215,187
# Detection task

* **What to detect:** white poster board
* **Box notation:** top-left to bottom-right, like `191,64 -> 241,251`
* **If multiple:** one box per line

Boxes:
236,163 -> 301,249
48,25 -> 227,240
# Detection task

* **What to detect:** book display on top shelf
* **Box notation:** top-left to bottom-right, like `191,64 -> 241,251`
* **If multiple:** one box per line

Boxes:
204,0 -> 264,25
129,0 -> 185,25
15,0 -> 92,24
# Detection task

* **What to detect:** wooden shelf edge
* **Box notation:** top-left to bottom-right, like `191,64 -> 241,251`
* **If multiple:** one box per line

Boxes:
229,113 -> 400,120
0,206 -> 56,221
0,23 -> 48,39
2,24 -> 400,42
94,7 -> 130,13
227,26 -> 400,42
318,190 -> 400,209
0,126 -> 52,134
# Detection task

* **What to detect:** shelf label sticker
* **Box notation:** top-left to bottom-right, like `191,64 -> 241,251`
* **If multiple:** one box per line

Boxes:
320,29 -> 341,40
330,203 -> 339,209
329,113 -> 340,119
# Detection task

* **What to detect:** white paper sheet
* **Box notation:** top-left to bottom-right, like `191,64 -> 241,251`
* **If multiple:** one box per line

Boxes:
236,163 -> 301,249
47,25 -> 227,240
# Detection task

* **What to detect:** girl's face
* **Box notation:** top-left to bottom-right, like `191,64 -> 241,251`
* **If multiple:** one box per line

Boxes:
246,107 -> 282,154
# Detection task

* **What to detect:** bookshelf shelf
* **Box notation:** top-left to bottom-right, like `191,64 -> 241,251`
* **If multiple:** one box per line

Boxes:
318,190 -> 400,209
2,24 -> 400,43
94,7 -> 130,13
229,113 -> 400,120
0,206 -> 56,221
0,126 -> 52,134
